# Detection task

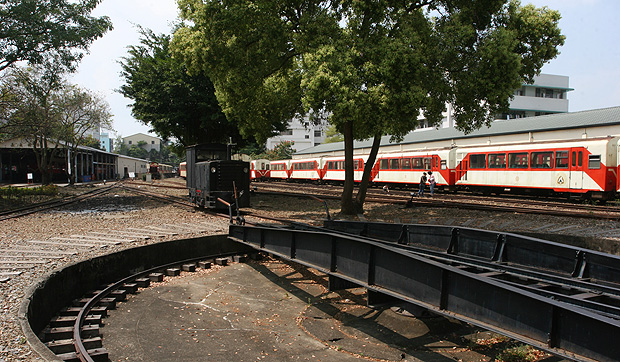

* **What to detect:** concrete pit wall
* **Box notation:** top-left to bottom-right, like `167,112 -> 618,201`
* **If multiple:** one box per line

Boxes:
19,234 -> 254,361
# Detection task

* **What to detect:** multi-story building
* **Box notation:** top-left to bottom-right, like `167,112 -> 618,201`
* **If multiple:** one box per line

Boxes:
265,115 -> 327,152
99,132 -> 113,152
498,73 -> 572,120
122,133 -> 162,152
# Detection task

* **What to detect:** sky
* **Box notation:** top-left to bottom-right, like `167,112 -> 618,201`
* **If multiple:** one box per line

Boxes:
71,0 -> 620,139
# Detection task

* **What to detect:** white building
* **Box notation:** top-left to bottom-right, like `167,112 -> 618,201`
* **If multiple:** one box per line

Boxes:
122,133 -> 162,152
438,73 -> 572,128
265,115 -> 327,152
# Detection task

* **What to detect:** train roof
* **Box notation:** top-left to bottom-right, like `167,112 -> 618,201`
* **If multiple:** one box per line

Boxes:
296,106 -> 620,155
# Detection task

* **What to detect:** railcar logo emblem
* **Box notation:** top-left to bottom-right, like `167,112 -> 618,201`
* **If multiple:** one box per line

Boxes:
557,175 -> 565,185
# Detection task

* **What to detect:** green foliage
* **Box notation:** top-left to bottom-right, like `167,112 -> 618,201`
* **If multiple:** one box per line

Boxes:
114,140 -> 181,166
119,27 -> 242,149
81,135 -> 102,149
496,345 -> 541,362
322,123 -> 344,144
0,185 -> 58,198
2,65 -> 112,184
172,0 -> 564,213
253,141 -> 295,160
0,0 -> 113,72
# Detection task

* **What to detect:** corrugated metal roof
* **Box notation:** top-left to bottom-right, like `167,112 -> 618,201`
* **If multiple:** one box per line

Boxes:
296,106 -> 620,155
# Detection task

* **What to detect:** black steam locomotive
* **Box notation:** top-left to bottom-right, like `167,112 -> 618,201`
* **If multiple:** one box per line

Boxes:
186,143 -> 250,210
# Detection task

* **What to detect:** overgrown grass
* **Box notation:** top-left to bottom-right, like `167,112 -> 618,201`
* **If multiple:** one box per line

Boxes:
0,185 -> 59,198
496,345 -> 545,362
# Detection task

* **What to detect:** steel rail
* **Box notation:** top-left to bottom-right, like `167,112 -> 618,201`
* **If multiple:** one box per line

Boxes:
72,251 -> 240,362
254,183 -> 620,219
284,219 -> 620,319
0,182 -> 122,221
322,220 -> 620,289
229,224 -> 620,362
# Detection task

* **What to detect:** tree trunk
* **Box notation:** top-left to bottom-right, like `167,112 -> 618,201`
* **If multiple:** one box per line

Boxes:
355,133 -> 382,206
340,121 -> 363,215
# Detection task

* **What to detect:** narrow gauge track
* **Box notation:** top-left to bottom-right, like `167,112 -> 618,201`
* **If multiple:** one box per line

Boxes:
254,181 -> 620,220
0,182 -> 122,221
65,253 -> 243,362
30,183 -> 620,362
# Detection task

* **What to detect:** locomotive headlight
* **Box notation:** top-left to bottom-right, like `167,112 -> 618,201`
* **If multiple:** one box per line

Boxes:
243,167 -> 249,173
211,167 -> 217,173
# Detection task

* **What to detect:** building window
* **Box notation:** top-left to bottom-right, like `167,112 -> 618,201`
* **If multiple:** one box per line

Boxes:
314,130 -> 322,137
280,129 -> 293,136
128,141 -> 132,145
514,87 -> 525,96
536,88 -> 564,99
152,141 -> 155,144
305,135 -> 309,139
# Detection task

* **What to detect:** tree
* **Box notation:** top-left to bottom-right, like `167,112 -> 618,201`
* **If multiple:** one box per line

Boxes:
119,27 -> 242,153
322,123 -> 344,144
0,0 -> 113,72
58,85 -> 112,183
173,0 -> 564,214
2,66 -> 111,184
252,141 -> 295,161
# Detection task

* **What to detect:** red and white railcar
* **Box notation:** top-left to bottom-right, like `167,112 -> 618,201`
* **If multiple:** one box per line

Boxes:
322,155 -> 368,183
455,137 -> 618,200
250,159 -> 271,181
372,148 -> 456,189
269,159 -> 291,180
290,157 -> 324,181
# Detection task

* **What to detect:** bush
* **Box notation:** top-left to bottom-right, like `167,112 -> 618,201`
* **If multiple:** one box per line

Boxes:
0,185 -> 59,198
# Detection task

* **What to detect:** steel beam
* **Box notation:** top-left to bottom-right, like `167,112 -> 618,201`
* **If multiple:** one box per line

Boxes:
229,224 -> 620,362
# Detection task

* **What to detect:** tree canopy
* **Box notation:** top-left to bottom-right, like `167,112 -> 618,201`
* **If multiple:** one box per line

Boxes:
2,65 -> 112,184
119,28 -> 243,152
172,0 -> 564,214
0,0 -> 113,72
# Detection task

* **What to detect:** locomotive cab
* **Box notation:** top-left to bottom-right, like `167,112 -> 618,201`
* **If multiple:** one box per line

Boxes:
186,144 -> 250,210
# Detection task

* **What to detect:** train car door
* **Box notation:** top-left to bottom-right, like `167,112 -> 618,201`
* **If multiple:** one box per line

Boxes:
569,148 -> 584,189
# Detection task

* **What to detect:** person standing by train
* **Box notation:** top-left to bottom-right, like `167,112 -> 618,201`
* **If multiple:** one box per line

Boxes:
428,171 -> 436,196
418,172 -> 427,196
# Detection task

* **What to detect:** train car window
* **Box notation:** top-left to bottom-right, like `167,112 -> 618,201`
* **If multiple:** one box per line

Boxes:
508,153 -> 528,168
571,151 -> 576,167
578,151 -> 583,167
412,158 -> 424,169
531,152 -> 553,168
588,155 -> 601,169
469,154 -> 486,169
440,160 -> 447,170
380,159 -> 389,170
488,153 -> 506,168
401,158 -> 412,170
424,157 -> 432,170
390,158 -> 400,170
327,161 -> 333,170
555,151 -> 569,168
196,149 -> 225,161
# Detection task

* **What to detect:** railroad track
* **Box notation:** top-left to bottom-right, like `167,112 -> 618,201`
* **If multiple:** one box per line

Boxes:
0,183 -> 231,283
20,183 -> 620,362
53,254 -> 243,362
253,181 -> 620,220
0,182 -> 123,221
